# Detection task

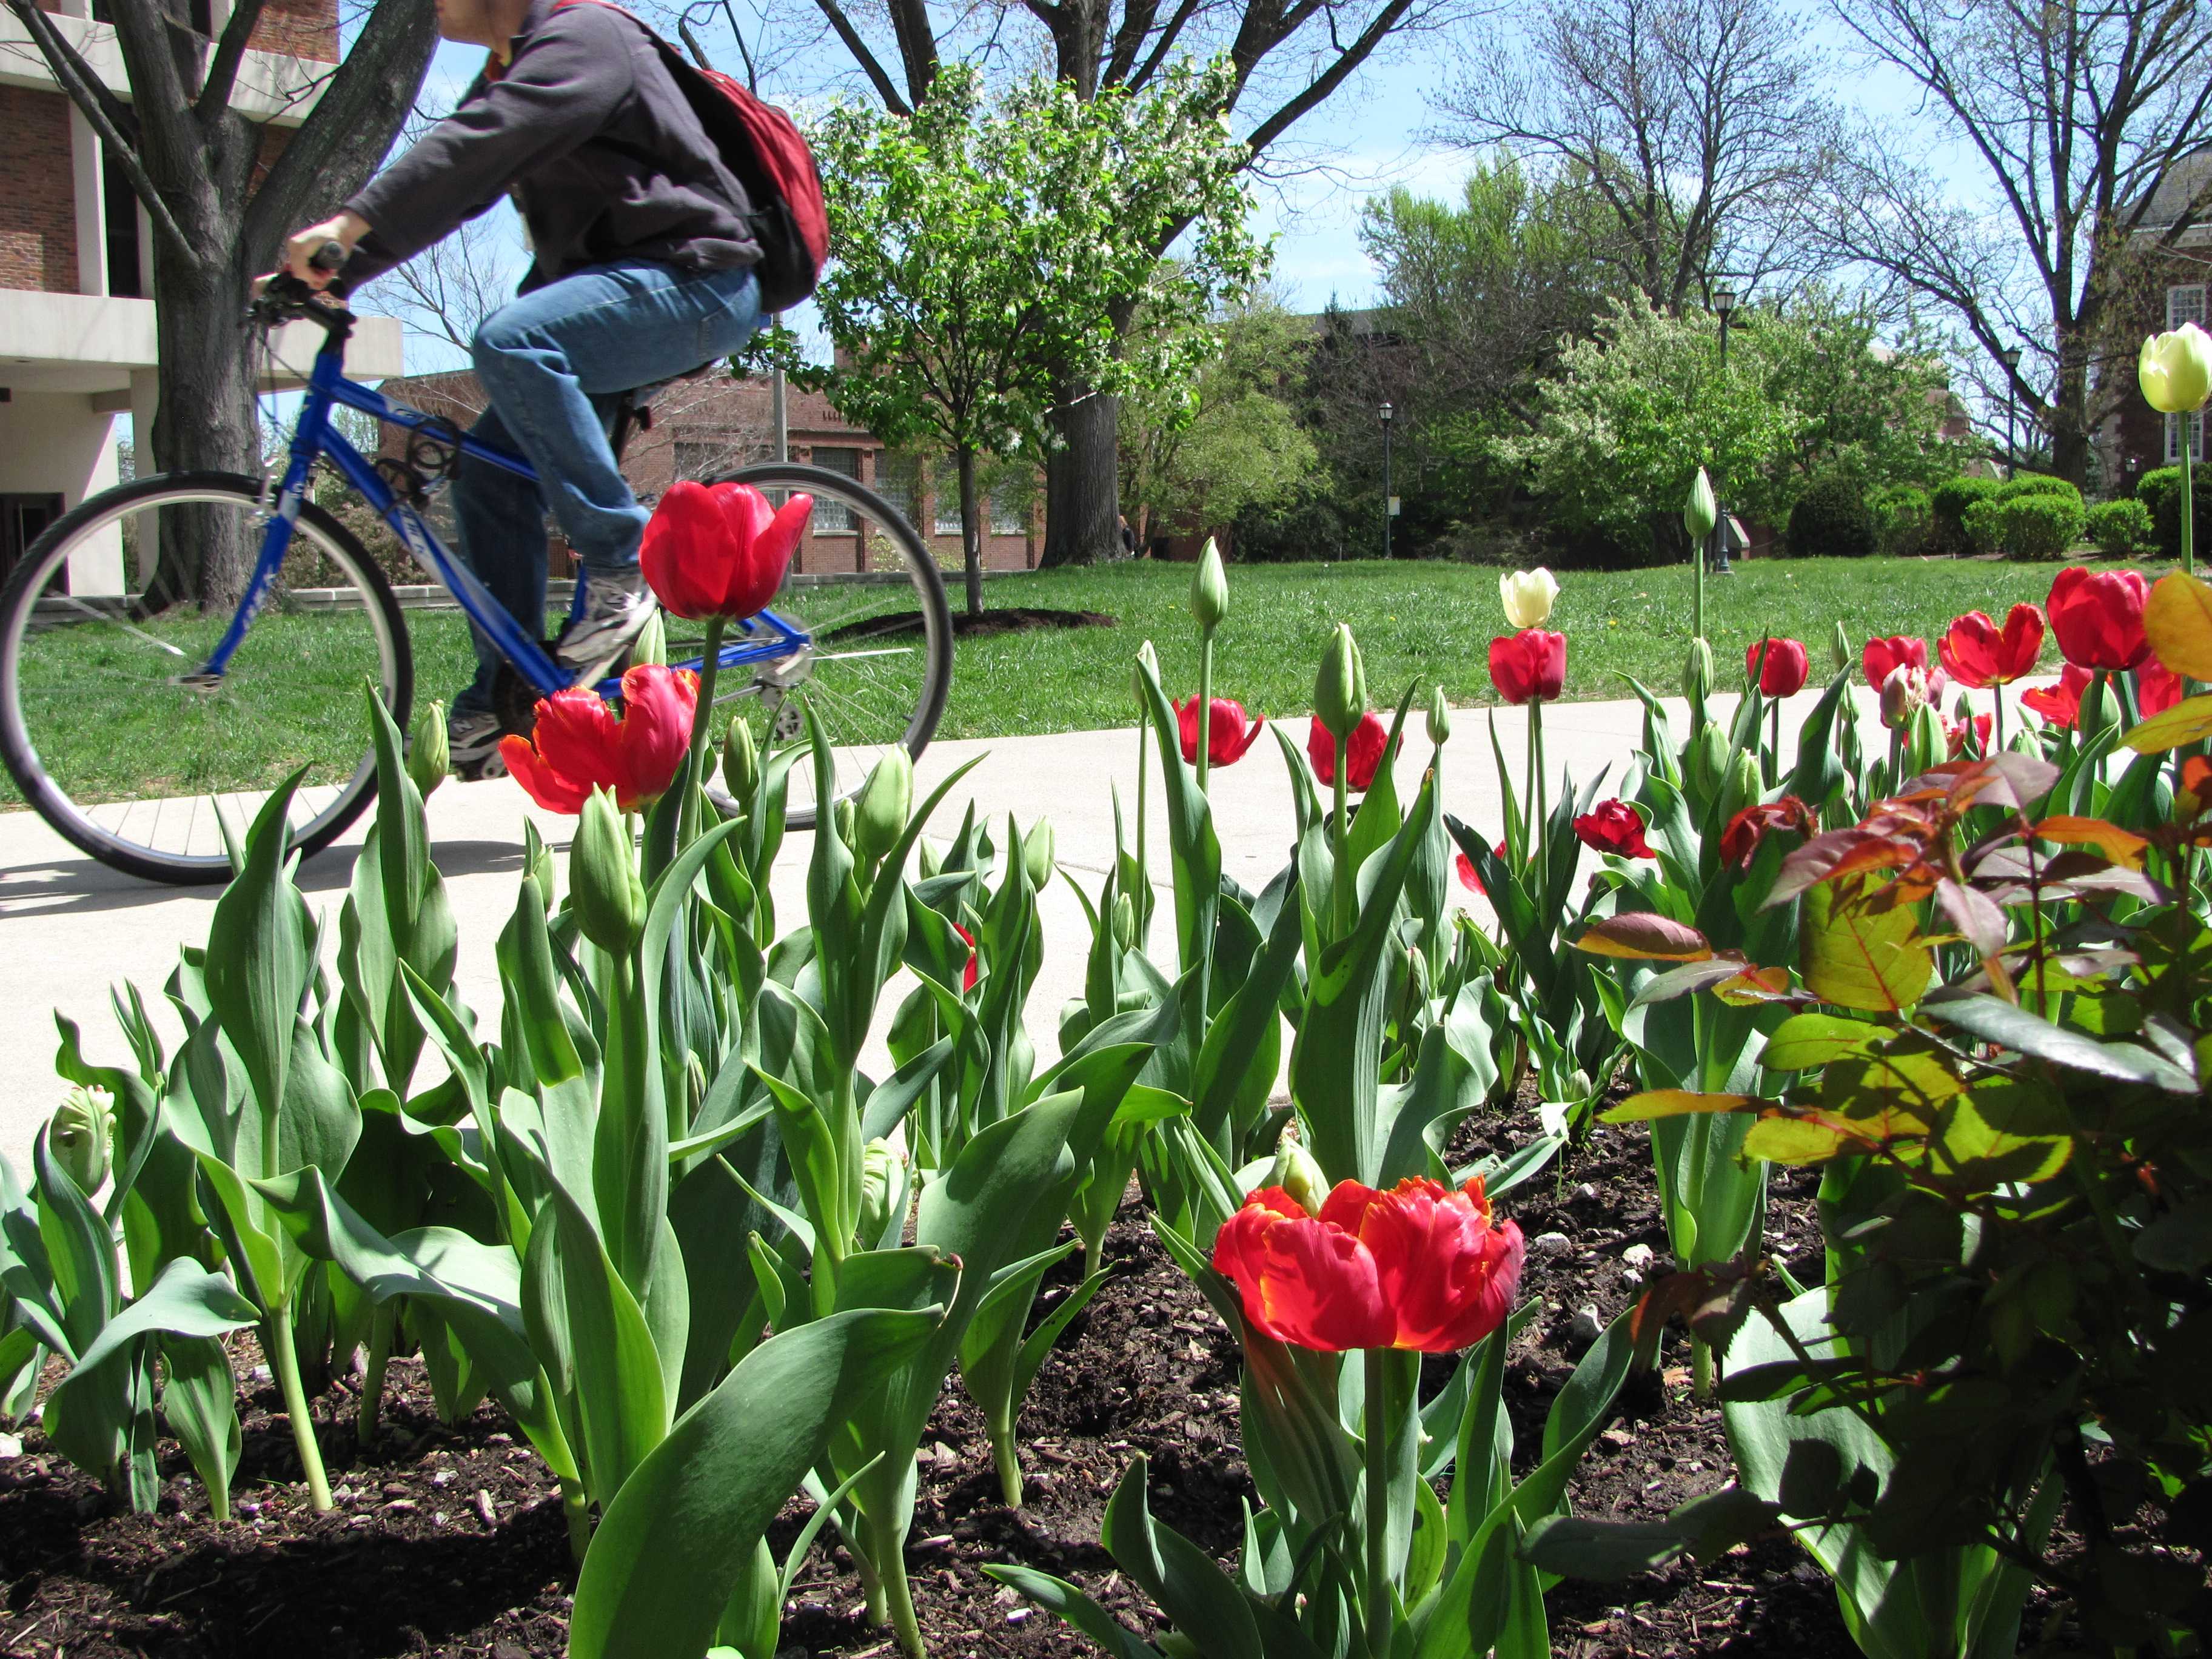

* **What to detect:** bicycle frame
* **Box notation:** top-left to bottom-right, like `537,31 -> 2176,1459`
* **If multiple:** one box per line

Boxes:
204,332 -> 808,700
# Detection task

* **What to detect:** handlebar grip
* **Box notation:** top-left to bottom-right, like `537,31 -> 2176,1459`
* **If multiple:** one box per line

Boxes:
310,240 -> 347,272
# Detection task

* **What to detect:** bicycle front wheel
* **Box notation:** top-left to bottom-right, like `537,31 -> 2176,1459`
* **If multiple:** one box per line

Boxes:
0,472 -> 413,885
697,461 -> 953,826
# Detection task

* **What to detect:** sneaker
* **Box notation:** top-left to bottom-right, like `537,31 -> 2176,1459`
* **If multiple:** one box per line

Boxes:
559,568 -> 659,680
449,711 -> 508,782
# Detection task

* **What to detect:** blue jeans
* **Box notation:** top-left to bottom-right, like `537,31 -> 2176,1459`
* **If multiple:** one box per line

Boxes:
447,259 -> 763,716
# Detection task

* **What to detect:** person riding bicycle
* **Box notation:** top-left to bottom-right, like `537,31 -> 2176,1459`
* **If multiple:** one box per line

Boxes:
272,0 -> 765,776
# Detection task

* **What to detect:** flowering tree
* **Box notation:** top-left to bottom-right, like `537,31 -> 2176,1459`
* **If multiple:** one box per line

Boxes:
774,63 -> 1261,615
1494,293 -> 1964,560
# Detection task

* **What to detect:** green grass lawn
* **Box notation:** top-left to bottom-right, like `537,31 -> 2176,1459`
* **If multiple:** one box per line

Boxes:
936,555 -> 2099,740
0,555 -> 2108,811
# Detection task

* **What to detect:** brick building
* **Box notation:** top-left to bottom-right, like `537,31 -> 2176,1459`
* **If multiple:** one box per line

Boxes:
2099,149 -> 2212,494
0,0 -> 401,592
375,367 -> 1044,575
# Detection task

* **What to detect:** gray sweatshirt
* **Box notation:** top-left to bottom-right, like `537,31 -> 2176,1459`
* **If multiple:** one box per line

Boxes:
341,0 -> 759,293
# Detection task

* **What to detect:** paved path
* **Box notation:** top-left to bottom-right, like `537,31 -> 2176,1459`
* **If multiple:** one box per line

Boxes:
0,685 -> 1888,1170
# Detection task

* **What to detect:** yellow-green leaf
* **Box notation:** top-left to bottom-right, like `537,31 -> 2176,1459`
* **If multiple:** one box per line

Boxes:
1600,1090 -> 1761,1124
2144,570 -> 2212,681
1742,1113 -> 1863,1164
2123,692 -> 2212,754
2032,816 -> 2148,870
1800,883 -> 1931,1013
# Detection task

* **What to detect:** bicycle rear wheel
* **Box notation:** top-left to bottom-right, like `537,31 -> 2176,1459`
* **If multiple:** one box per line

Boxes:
692,461 -> 953,826
0,472 -> 413,885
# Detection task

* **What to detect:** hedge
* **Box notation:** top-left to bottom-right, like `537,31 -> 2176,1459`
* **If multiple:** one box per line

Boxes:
1786,473 -> 1875,558
2086,498 -> 2154,561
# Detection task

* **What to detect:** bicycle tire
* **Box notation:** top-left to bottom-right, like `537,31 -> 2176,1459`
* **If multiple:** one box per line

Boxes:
703,461 -> 954,829
0,471 -> 414,886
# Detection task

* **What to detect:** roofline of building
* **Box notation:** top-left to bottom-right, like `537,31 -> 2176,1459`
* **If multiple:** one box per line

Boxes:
0,2 -> 334,124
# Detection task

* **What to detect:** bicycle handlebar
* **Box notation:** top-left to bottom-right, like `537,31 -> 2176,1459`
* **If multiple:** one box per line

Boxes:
247,268 -> 354,334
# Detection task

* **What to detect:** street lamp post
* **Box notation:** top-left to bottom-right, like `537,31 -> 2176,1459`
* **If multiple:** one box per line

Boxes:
1711,284 -> 1737,575
1998,346 -> 2022,480
1379,401 -> 1395,560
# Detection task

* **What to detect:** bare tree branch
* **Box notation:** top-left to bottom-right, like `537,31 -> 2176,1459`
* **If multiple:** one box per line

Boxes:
198,0 -> 269,116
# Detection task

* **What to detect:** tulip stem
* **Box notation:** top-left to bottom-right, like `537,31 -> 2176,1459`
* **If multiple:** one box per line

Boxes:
1196,631 -> 1214,794
1768,701 -> 1781,780
1333,743 -> 1353,937
1993,683 -> 2006,753
2184,421 -> 2195,577
1531,698 -> 1548,849
265,1307 -> 333,1513
1134,720 -> 1151,953
681,617 -> 727,847
1363,1347 -> 1393,1659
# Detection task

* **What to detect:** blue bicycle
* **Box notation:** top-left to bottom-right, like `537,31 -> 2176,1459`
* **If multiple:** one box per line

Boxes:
0,278 -> 953,884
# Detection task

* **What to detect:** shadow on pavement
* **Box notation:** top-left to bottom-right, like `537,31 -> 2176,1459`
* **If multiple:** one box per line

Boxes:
0,838 -> 535,918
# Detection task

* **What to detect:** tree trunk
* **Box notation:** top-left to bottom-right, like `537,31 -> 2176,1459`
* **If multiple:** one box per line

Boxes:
1039,386 -> 1120,568
957,442 -> 984,615
143,247 -> 262,612
2046,321 -> 2094,489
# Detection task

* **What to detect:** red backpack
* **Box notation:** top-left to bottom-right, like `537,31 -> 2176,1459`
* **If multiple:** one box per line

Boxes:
552,0 -> 828,313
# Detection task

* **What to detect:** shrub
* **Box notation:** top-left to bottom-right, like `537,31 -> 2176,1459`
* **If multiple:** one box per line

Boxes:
2136,463 -> 2212,560
1785,473 -> 1874,558
1994,471 -> 2078,504
1928,474 -> 2000,557
2086,497 -> 2154,560
1867,483 -> 1932,558
1965,491 -> 2085,560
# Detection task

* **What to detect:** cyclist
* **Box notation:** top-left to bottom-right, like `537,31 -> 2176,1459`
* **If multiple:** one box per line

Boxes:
270,0 -> 765,776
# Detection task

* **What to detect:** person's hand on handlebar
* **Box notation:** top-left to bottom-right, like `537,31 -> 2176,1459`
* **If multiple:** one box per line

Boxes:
252,212 -> 369,296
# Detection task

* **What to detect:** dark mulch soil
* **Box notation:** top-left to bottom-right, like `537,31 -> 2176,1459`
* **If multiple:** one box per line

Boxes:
0,1121 -> 1903,1659
825,608 -> 1116,645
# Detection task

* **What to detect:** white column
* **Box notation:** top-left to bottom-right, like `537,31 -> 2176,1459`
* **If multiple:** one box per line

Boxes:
70,110 -> 107,298
128,368 -> 159,585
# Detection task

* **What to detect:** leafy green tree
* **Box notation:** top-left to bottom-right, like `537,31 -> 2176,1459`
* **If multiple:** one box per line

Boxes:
1494,294 -> 1965,560
1118,292 -> 1316,545
771,63 -> 1261,614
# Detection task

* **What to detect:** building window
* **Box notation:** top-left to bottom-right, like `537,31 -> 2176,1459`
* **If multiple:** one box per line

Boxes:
2169,284 -> 2207,330
2168,411 -> 2207,464
102,150 -> 141,299
990,495 -> 1027,537
671,432 -> 765,481
872,452 -> 920,523
810,446 -> 859,531
932,463 -> 964,536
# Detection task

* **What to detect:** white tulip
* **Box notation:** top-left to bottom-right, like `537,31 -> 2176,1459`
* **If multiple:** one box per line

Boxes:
1499,568 -> 1559,630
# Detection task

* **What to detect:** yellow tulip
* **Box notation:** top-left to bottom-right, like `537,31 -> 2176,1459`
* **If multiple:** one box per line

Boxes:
1498,567 -> 1558,629
2140,323 -> 2212,415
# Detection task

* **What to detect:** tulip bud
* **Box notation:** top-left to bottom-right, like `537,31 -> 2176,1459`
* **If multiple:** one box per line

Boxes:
1022,818 -> 1055,891
407,700 -> 448,800
523,821 -> 558,911
1264,1131 -> 1329,1217
1906,703 -> 1944,775
1313,623 -> 1369,740
2080,674 -> 2120,741
50,1085 -> 112,1195
853,746 -> 912,864
1721,749 -> 1761,822
1684,468 -> 1718,545
2008,724 -> 2040,758
1880,665 -> 1929,731
1498,567 -> 1560,630
1682,637 -> 1715,706
917,836 -> 943,880
1687,719 -> 1729,803
1190,537 -> 1229,634
1831,620 -> 1853,675
1133,640 -> 1161,709
1111,893 -> 1136,951
1426,683 -> 1452,746
570,787 -> 646,953
632,609 -> 668,668
722,716 -> 758,803
858,1137 -> 899,1245
833,796 -> 857,851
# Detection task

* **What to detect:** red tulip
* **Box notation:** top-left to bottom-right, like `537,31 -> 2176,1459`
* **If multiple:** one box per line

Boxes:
638,480 -> 813,621
2020,664 -> 2091,728
1177,697 -> 1267,767
1212,1176 -> 1524,1355
1718,796 -> 1814,869
1744,637 -> 1809,697
1487,629 -> 1567,705
2045,566 -> 2150,670
1455,852 -> 1484,896
501,663 -> 697,814
1945,712 -> 1994,758
1862,635 -> 1929,691
953,923 -> 980,991
1307,712 -> 1391,791
1939,605 -> 2044,688
2138,657 -> 2184,717
1573,799 -> 1655,859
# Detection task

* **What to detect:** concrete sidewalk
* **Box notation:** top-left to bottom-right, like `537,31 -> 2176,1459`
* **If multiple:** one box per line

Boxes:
0,685 -> 1880,1170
